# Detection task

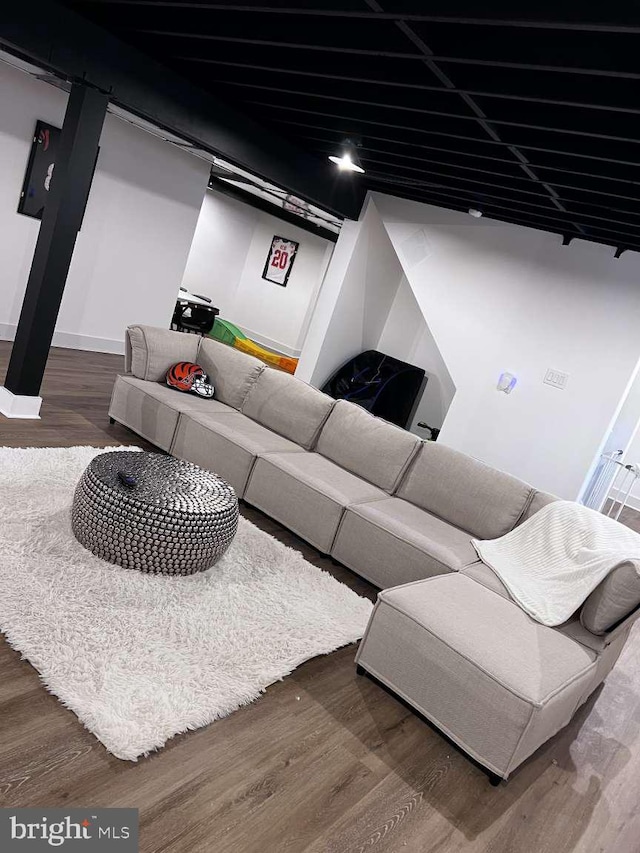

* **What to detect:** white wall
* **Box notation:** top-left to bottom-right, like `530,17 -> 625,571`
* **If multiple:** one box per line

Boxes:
377,276 -> 456,432
179,186 -> 257,309
297,199 -> 455,434
181,188 -> 334,356
0,62 -> 67,335
300,191 -> 640,499
295,217 -> 362,380
0,61 -> 210,353
298,199 -> 403,382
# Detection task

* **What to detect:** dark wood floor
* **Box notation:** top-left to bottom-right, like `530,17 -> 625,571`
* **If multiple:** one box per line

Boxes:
1,341 -> 640,853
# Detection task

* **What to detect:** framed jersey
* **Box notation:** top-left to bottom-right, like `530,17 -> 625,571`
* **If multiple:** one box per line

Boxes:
262,236 -> 299,287
18,119 -> 99,226
18,121 -> 61,220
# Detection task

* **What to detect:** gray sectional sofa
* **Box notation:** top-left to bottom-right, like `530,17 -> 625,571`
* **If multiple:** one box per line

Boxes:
109,325 -> 640,782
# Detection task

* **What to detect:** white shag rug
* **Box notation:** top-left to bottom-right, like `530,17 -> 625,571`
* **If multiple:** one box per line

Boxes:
0,446 -> 372,761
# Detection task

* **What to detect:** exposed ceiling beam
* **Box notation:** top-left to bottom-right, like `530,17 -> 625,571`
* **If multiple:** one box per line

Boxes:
364,176 -> 640,245
226,82 -> 640,146
363,170 -> 640,233
351,161 -> 557,200
363,0 -> 582,234
259,103 -> 640,167
209,177 -> 339,242
0,0 -> 364,219
62,0 -> 640,252
366,183 -> 640,254
79,3 -> 640,34
369,163 -> 640,209
273,116 -> 640,171
135,30 -> 640,80
136,29 -> 430,59
209,165 -> 252,183
498,159 -> 640,188
180,57 -> 640,116
346,149 -> 533,185
352,150 -> 640,207
302,134 -> 640,190
303,135 -> 526,172
425,56 -> 640,80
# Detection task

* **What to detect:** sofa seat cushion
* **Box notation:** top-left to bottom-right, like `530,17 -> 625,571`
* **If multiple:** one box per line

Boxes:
332,498 -> 479,589
117,374 -> 236,415
462,562 -> 607,653
244,452 -> 387,554
378,575 -> 596,705
197,338 -> 265,410
356,574 -> 597,777
316,399 -> 420,493
242,367 -> 335,450
108,374 -> 235,451
462,561 -> 512,599
397,442 -> 533,540
171,411 -> 304,498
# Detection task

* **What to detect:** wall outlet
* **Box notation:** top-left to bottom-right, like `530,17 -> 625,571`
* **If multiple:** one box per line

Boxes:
544,368 -> 569,390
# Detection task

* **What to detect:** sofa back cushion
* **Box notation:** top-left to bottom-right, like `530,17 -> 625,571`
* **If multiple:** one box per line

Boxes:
397,442 -> 533,539
126,325 -> 199,382
316,400 -> 420,492
197,338 -> 265,410
242,368 -> 335,450
580,561 -> 640,635
517,489 -> 560,525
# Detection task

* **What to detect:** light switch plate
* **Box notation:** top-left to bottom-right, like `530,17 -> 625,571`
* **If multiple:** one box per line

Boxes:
544,368 -> 569,389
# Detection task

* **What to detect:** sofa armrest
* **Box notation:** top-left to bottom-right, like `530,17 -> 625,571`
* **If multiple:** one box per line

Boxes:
126,325 -> 200,382
124,329 -> 133,374
580,559 -> 640,638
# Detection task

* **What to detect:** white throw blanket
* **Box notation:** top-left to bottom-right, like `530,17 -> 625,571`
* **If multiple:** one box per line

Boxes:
472,501 -> 640,626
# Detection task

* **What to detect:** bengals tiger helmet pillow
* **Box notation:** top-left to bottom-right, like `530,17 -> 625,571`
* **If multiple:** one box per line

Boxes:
166,362 -> 215,398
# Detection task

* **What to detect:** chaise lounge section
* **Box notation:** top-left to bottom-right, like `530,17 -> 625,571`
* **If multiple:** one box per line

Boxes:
109,324 -> 640,782
355,572 -> 635,782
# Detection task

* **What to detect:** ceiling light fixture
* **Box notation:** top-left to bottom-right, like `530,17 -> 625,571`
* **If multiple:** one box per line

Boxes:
468,208 -> 483,218
329,138 -> 365,174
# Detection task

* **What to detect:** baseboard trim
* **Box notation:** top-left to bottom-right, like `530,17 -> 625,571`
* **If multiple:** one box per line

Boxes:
0,323 -> 124,355
238,326 -> 301,359
0,386 -> 42,419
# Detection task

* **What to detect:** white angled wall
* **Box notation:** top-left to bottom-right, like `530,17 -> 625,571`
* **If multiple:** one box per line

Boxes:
297,198 -> 406,384
181,188 -> 334,356
377,276 -> 456,432
300,191 -> 640,499
297,198 -> 456,435
0,61 -> 210,354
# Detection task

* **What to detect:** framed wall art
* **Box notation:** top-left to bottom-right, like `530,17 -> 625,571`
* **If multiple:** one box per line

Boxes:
262,236 -> 299,287
18,121 -> 61,220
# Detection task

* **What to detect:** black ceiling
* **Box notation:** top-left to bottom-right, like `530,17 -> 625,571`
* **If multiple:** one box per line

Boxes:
59,0 -> 640,252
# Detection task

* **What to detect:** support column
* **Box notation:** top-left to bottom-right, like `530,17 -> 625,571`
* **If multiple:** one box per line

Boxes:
0,82 -> 108,419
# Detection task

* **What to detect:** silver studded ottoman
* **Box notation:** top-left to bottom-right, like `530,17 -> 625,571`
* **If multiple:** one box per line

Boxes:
71,451 -> 239,575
